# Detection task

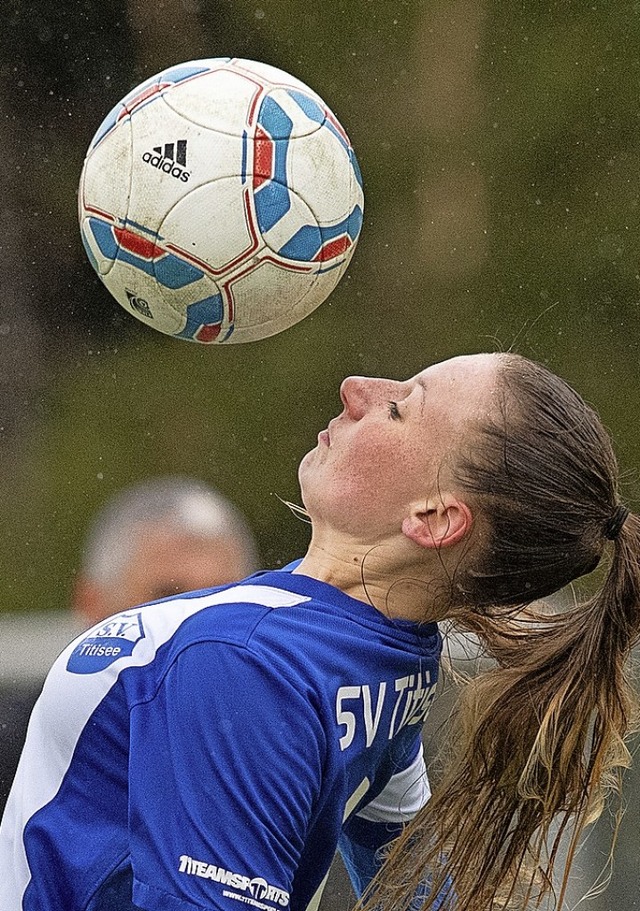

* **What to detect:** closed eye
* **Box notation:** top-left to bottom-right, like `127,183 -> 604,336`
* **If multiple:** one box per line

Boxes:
388,401 -> 401,420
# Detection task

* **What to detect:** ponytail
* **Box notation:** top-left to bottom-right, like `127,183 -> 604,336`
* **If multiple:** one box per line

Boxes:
361,518 -> 640,911
359,356 -> 640,911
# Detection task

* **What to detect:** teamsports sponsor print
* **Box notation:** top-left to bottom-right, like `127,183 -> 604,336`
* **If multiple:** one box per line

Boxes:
178,856 -> 289,910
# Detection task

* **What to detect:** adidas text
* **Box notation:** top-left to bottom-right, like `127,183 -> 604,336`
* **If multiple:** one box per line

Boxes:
142,152 -> 190,182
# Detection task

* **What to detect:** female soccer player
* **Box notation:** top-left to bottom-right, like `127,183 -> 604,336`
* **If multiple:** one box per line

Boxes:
1,353 -> 638,911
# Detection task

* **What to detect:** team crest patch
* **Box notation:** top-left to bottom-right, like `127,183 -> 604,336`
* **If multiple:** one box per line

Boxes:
67,611 -> 146,675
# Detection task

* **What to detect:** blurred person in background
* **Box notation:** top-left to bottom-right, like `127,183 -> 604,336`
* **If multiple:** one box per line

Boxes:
72,475 -> 260,627
0,476 -> 260,812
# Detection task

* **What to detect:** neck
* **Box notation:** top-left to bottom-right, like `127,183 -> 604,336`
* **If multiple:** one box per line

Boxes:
292,534 -> 446,624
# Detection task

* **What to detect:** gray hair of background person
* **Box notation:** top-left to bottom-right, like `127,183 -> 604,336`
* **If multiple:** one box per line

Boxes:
81,476 -> 260,586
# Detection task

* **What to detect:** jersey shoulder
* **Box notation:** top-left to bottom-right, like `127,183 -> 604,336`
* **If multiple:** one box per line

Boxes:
60,577 -> 309,681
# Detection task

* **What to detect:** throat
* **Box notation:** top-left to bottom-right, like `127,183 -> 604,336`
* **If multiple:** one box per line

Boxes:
292,547 -> 438,622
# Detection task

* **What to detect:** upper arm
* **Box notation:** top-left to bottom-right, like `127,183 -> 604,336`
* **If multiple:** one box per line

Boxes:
355,739 -> 430,827
339,734 -> 430,896
128,641 -> 325,911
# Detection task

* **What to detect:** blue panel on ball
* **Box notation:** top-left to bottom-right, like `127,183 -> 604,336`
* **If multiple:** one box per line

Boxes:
160,62 -> 222,84
255,180 -> 292,234
241,130 -> 248,184
287,88 -> 357,168
278,224 -> 322,261
321,217 -> 349,243
116,250 -> 155,277
176,294 -> 224,340
257,95 -> 294,141
350,150 -> 364,190
277,204 -> 363,263
254,98 -> 293,232
81,225 -> 101,274
154,254 -> 203,289
287,90 -> 351,155
89,217 -> 118,261
286,90 -> 325,126
347,204 -> 364,240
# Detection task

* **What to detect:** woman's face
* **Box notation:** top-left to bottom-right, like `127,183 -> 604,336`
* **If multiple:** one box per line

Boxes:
298,353 -> 499,539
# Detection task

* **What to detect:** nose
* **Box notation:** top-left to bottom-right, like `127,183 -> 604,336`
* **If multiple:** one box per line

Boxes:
339,376 -> 389,420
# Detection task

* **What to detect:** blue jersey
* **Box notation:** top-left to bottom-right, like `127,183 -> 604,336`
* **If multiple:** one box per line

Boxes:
0,568 -> 442,911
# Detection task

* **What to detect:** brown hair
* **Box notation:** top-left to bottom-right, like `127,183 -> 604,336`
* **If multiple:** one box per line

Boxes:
361,354 -> 640,911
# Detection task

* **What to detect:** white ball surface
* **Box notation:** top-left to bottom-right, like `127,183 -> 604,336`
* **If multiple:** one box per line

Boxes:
78,58 -> 364,344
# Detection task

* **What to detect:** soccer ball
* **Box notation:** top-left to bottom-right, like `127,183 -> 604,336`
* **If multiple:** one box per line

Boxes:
78,58 -> 364,344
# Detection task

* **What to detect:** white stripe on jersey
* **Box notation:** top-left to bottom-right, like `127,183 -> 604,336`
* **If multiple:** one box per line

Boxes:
0,584 -> 310,910
355,743 -> 430,824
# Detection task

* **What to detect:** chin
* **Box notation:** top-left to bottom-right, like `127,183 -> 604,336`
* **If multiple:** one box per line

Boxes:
297,448 -> 316,485
297,476 -> 312,511
297,467 -> 324,519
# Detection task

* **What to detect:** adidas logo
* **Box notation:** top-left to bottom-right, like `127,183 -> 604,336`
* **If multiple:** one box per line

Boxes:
126,289 -> 153,318
142,139 -> 190,182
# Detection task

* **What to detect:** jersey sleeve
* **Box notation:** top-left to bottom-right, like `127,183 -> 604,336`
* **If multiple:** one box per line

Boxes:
339,735 -> 454,909
128,640 -> 326,911
339,734 -> 430,896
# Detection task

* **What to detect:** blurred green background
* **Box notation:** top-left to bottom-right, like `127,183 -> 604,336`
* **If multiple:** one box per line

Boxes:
1,0 -> 638,614
1,0 -> 639,906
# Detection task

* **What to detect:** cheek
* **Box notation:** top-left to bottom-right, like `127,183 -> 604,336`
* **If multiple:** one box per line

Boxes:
299,429 -> 428,521
332,440 -> 414,512
350,434 -> 418,481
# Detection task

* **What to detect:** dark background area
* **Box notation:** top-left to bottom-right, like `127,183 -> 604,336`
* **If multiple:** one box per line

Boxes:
0,1 -> 638,907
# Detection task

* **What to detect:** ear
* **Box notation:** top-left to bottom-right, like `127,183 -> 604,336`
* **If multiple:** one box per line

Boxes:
401,496 -> 473,550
